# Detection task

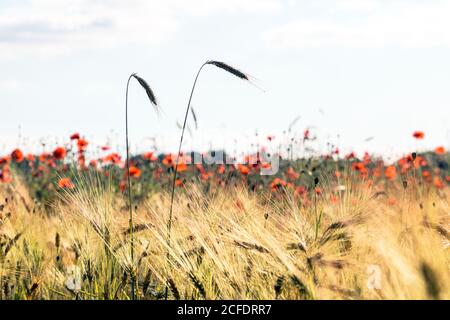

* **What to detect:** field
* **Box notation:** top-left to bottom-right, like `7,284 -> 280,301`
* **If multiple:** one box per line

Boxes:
3,0 -> 450,305
0,131 -> 449,300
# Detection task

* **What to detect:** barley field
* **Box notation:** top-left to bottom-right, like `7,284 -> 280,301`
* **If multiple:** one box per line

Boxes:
1,138 -> 449,300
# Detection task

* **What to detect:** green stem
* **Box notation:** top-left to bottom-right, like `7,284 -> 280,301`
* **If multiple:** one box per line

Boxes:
165,62 -> 207,299
125,74 -> 136,300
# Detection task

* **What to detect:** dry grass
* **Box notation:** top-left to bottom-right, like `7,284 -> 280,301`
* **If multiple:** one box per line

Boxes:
0,173 -> 449,300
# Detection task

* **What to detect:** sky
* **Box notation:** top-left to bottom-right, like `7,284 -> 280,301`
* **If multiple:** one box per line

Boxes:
1,0 -> 450,160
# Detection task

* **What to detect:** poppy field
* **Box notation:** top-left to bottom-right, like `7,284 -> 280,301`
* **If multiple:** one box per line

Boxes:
1,125 -> 449,300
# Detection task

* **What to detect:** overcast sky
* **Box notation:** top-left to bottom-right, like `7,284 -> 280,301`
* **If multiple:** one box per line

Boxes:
1,0 -> 450,159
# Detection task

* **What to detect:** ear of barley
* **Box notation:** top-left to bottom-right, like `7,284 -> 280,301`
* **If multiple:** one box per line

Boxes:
190,106 -> 198,129
274,275 -> 285,299
131,74 -> 158,109
420,262 -> 441,300
189,272 -> 206,299
289,275 -> 311,299
206,60 -> 249,80
167,278 -> 181,300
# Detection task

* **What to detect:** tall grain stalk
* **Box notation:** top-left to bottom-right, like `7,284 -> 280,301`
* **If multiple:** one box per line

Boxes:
165,60 -> 251,299
125,73 -> 158,299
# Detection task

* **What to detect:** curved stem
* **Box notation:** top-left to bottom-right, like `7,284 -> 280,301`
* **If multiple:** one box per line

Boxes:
125,74 -> 136,300
165,62 -> 207,299
167,63 -> 207,235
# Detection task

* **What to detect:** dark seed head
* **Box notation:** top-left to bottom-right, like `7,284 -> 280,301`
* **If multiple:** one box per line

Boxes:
131,73 -> 158,108
206,60 -> 249,80
55,233 -> 60,249
420,262 -> 440,300
190,107 -> 198,129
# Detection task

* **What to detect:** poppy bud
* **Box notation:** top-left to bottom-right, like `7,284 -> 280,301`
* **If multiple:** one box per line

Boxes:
403,180 -> 408,189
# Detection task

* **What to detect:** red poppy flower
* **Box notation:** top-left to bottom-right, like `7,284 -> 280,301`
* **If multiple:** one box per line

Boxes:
270,178 -> 286,191
237,164 -> 250,175
412,131 -> 425,139
128,166 -> 141,178
101,146 -> 110,151
58,177 -> 74,189
200,172 -> 212,181
177,162 -> 187,172
303,129 -> 310,140
217,165 -> 225,174
70,133 -> 80,140
77,139 -> 88,151
39,153 -> 49,162
162,154 -> 174,167
433,177 -> 444,189
345,152 -> 356,160
11,149 -> 24,163
53,147 -> 66,160
89,159 -> 98,168
0,166 -> 12,183
294,185 -> 307,196
0,157 -> 9,165
194,164 -> 204,174
352,162 -> 366,172
175,179 -> 184,187
286,167 -> 299,180
143,152 -> 157,161
103,153 -> 121,164
435,146 -> 445,155
385,166 -> 397,180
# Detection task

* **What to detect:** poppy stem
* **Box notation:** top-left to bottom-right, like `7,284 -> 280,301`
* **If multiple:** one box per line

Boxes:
165,62 -> 207,300
125,74 -> 136,300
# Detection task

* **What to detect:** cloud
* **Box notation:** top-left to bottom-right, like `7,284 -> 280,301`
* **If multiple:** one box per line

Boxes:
0,0 -> 281,57
262,0 -> 450,49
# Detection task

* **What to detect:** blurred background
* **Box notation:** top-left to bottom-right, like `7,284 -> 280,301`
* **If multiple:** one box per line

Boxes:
1,0 -> 449,159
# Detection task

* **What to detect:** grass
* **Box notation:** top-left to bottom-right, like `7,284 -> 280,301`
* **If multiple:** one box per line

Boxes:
0,170 -> 448,300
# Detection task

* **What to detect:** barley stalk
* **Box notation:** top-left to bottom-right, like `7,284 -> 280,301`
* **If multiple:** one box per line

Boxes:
125,73 -> 158,300
165,60 -> 252,299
